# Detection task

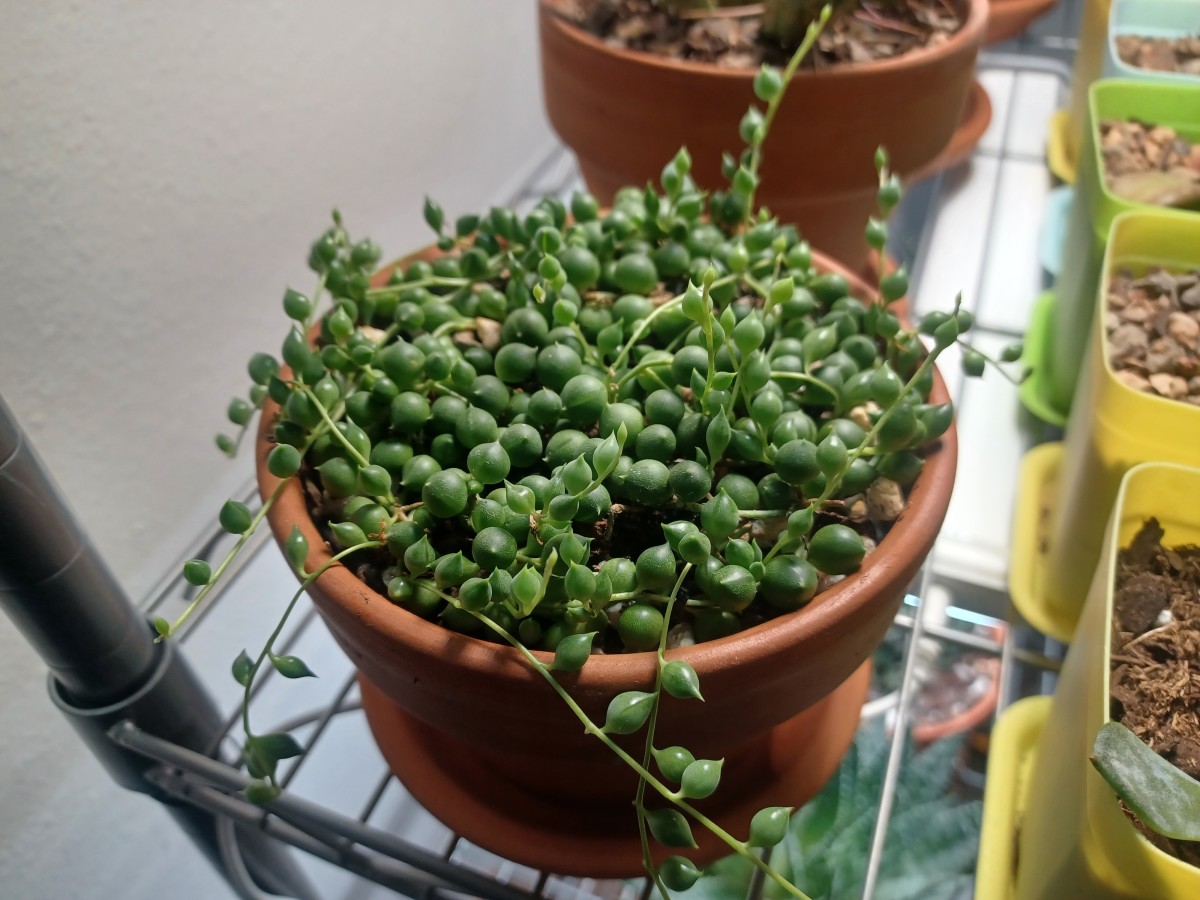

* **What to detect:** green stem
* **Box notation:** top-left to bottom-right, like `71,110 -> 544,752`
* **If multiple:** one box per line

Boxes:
610,590 -> 676,604
636,562 -> 692,893
241,539 -> 384,741
735,374 -> 768,457
165,481 -> 288,637
364,275 -> 472,298
617,359 -> 673,389
570,322 -> 603,366
700,281 -> 718,401
818,349 -> 937,505
432,319 -> 475,338
737,508 -> 789,519
609,274 -> 741,373
611,294 -> 686,372
769,371 -> 840,405
741,7 -> 831,229
302,386 -> 370,469
302,271 -> 329,335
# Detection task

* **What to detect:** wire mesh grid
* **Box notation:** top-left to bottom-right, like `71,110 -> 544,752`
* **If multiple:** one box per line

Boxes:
123,9 -> 1091,896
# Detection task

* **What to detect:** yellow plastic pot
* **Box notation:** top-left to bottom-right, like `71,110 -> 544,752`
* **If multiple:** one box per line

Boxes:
976,695 -> 1054,900
1011,209 -> 1200,641
1013,462 -> 1200,898
1047,0 -> 1112,184
1042,80 -> 1200,421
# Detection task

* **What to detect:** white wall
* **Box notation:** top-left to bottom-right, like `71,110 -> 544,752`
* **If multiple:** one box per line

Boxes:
0,2 -> 555,896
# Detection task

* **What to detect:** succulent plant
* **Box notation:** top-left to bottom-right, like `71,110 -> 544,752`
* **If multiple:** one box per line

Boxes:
159,9 -> 1019,896
1093,721 -> 1200,844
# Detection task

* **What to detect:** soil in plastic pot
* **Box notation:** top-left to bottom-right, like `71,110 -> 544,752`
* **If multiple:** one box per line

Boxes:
1110,518 -> 1200,868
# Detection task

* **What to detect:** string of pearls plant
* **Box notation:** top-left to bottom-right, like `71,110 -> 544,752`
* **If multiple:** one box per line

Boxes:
160,8 -> 1020,896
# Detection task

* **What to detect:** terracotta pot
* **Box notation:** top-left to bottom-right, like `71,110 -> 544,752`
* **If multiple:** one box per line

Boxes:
986,0 -> 1059,44
537,0 -> 987,273
256,249 -> 958,877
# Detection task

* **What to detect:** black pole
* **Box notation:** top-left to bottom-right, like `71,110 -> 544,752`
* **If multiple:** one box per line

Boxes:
0,393 -> 316,900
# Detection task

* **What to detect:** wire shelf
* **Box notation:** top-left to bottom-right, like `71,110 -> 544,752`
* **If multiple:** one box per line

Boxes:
123,10 -> 1088,896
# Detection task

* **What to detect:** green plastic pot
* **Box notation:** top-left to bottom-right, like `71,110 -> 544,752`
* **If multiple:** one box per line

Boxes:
1036,80 -> 1200,422
1014,462 -> 1200,898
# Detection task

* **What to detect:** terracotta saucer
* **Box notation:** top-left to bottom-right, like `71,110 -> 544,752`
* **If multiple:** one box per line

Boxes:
910,79 -> 993,183
359,662 -> 873,879
986,0 -> 1058,45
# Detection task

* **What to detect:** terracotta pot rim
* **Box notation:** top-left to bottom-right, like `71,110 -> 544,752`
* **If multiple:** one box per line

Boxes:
257,250 -> 957,689
538,0 -> 988,82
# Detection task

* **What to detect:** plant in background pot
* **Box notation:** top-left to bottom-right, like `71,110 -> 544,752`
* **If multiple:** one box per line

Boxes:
158,16 -> 1016,895
539,0 -> 988,274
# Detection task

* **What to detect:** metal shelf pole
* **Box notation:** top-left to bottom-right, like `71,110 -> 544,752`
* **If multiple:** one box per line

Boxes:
0,393 -> 316,900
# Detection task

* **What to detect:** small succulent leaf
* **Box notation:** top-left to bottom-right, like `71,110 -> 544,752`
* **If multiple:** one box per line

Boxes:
593,433 -> 621,480
645,808 -> 698,848
243,741 -> 276,780
231,650 -> 254,687
680,758 -> 724,800
661,660 -> 703,701
748,806 -> 792,847
658,856 -> 702,892
550,631 -> 596,672
329,521 -> 368,550
153,617 -> 172,638
706,409 -> 731,463
603,691 -> 655,735
254,732 -> 305,762
511,566 -> 543,617
505,482 -> 536,516
285,526 -> 309,574
598,322 -> 624,360
787,505 -> 814,541
1092,721 -> 1200,841
652,745 -> 696,783
961,349 -> 986,378
243,780 -> 281,805
219,500 -> 253,535
423,196 -> 444,234
562,455 -> 593,495
455,214 -> 480,237
271,654 -> 317,679
1001,342 -> 1024,363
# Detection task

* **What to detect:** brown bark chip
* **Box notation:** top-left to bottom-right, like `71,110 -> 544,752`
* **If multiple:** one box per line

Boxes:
1106,266 -> 1200,403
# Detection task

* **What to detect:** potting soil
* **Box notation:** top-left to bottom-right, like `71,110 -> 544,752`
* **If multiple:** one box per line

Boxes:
561,0 -> 964,69
1110,518 -> 1200,865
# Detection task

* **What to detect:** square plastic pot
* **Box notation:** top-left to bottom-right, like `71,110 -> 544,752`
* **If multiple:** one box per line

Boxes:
1013,462 -> 1200,898
1042,80 -> 1200,421
1104,0 -> 1200,82
1012,209 -> 1200,642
